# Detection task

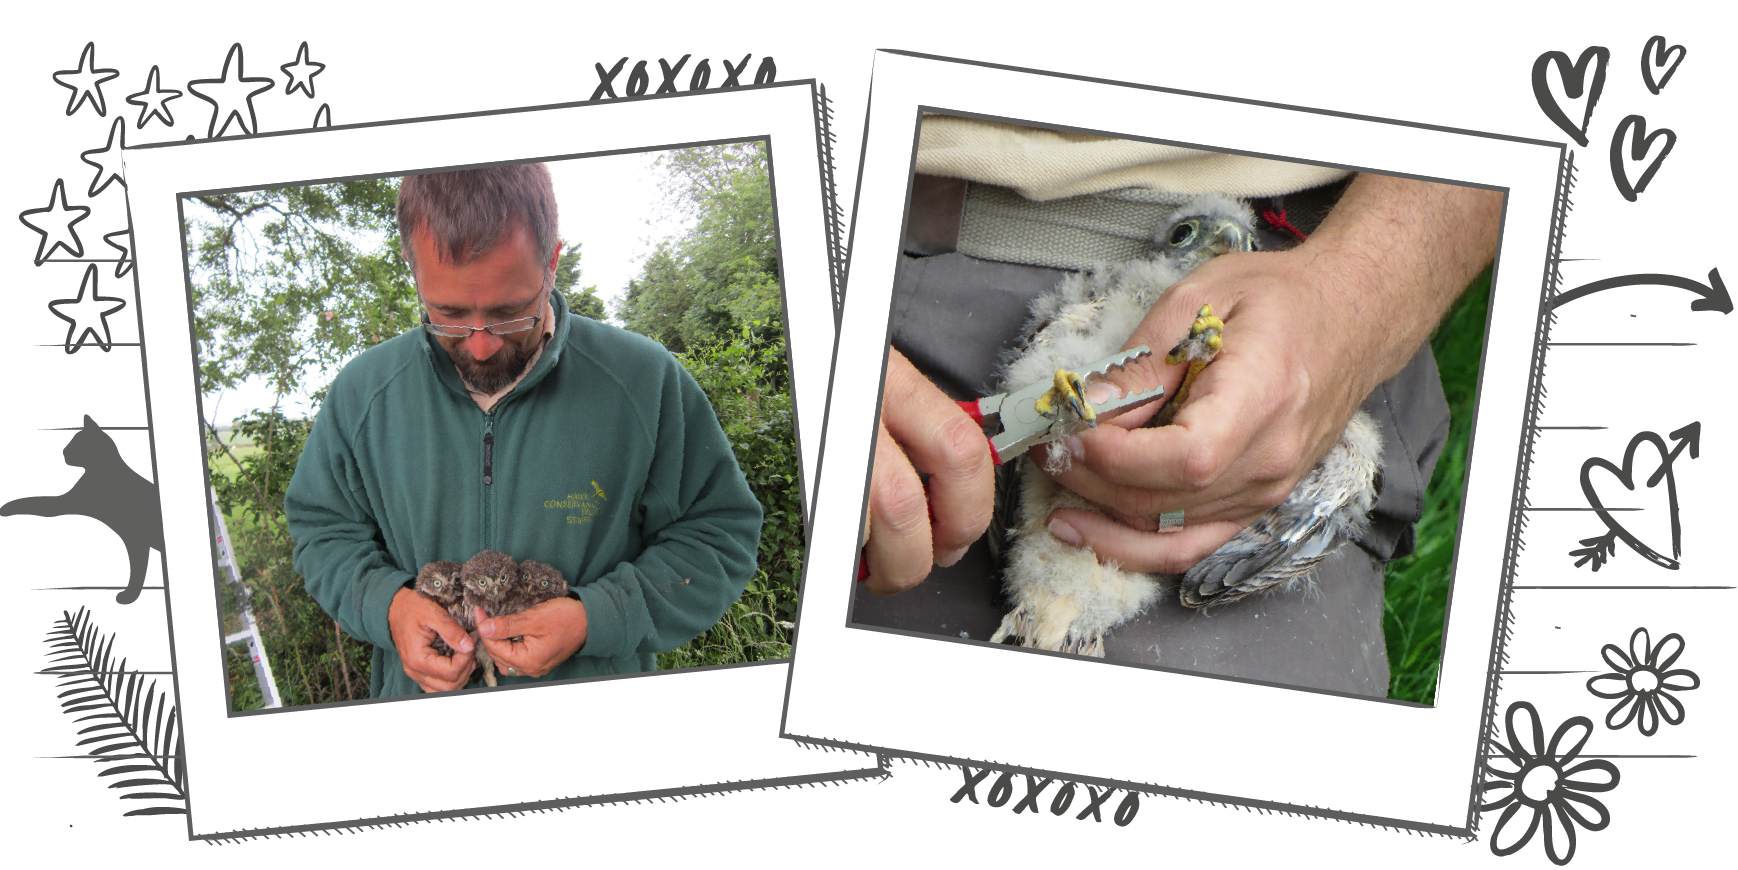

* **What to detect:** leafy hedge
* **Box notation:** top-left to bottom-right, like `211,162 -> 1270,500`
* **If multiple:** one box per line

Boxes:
657,322 -> 802,669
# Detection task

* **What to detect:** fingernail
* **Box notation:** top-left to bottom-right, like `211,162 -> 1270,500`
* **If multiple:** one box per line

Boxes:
936,546 -> 969,567
458,637 -> 474,653
1049,518 -> 1083,547
478,620 -> 495,638
1085,382 -> 1115,404
1064,436 -> 1085,459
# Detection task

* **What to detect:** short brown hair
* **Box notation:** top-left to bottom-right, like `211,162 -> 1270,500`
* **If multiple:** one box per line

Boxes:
397,164 -> 558,272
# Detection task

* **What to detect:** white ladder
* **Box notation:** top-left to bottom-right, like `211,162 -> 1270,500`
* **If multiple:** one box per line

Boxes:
210,487 -> 282,709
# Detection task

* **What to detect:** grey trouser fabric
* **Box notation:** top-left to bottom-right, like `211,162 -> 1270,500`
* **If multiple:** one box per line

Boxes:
849,209 -> 1451,697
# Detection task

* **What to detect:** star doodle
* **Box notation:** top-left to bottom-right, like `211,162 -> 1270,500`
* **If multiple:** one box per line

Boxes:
312,103 -> 331,129
18,179 -> 91,265
103,228 -> 133,278
48,264 -> 128,353
80,118 -> 129,197
187,43 -> 275,138
279,41 -> 325,97
52,42 -> 120,117
126,65 -> 182,129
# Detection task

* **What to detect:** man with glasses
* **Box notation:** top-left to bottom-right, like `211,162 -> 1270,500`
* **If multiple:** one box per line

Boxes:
286,164 -> 764,697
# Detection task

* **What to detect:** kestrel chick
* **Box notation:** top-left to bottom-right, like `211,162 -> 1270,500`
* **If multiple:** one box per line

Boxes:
989,194 -> 1384,656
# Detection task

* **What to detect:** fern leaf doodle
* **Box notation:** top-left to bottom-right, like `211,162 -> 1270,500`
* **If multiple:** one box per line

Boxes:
71,708 -> 185,816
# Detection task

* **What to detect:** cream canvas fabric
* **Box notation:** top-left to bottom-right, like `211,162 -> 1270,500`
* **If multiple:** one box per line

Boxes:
916,116 -> 1351,202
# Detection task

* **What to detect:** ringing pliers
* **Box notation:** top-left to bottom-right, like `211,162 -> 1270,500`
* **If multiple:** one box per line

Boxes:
857,345 -> 1166,582
956,346 -> 1167,465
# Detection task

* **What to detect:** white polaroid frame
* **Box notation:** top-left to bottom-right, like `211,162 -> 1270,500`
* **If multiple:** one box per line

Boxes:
124,82 -> 866,838
783,51 -> 1562,832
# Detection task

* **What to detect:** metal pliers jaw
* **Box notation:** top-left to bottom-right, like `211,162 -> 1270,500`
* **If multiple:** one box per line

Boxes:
958,346 -> 1167,465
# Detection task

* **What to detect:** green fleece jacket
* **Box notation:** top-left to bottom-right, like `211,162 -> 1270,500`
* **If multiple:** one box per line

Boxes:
286,292 -> 762,697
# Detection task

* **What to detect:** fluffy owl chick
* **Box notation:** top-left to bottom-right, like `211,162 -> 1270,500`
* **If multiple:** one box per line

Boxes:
989,193 -> 1385,656
413,560 -> 473,663
459,550 -> 518,687
462,552 -> 571,685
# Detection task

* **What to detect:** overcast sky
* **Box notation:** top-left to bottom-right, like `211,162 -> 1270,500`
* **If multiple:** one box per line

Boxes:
204,149 -> 690,429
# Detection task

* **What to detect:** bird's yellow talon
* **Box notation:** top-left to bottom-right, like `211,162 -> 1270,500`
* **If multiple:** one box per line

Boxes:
1157,303 -> 1224,426
1035,369 -> 1095,426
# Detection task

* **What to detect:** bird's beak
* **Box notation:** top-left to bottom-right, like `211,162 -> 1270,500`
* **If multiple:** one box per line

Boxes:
1205,220 -> 1255,257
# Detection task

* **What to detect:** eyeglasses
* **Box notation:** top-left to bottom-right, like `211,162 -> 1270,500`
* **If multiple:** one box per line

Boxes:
419,276 -> 550,339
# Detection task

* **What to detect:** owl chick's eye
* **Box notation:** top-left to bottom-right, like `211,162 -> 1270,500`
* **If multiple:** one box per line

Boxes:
432,580 -> 443,588
1169,220 -> 1198,246
540,579 -> 549,587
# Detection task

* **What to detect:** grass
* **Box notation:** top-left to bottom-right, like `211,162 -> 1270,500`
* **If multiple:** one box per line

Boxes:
656,569 -> 795,670
1383,266 -> 1492,704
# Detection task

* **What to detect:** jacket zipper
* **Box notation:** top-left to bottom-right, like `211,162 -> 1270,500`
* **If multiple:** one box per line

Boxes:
481,417 -> 495,548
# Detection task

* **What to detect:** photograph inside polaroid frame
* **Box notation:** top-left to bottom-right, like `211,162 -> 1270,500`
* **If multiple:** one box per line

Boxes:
184,144 -> 803,713
849,113 -> 1493,705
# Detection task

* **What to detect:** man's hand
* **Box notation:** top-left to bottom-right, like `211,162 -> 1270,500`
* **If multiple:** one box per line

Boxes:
476,597 -> 588,678
864,348 -> 996,595
1046,175 -> 1503,572
388,586 -> 477,693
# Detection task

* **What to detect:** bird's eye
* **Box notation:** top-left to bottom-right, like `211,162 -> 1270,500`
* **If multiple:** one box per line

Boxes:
540,580 -> 549,587
432,580 -> 442,588
1169,221 -> 1198,246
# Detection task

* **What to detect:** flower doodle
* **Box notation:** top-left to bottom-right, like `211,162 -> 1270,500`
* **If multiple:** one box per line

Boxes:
1482,701 -> 1619,865
1598,705 -> 1682,732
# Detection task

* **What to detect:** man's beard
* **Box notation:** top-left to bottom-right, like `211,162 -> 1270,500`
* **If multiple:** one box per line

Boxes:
450,338 -> 539,394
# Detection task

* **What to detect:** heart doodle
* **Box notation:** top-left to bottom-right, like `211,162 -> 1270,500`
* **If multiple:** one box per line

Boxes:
1610,115 -> 1676,202
1641,35 -> 1687,95
1573,424 -> 1699,571
1532,46 -> 1609,147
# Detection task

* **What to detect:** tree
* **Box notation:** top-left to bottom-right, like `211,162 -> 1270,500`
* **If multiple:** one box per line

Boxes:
554,239 -> 582,293
614,142 -> 781,357
187,179 -> 416,404
185,179 -> 412,709
553,238 -> 606,319
609,142 -> 799,668
567,286 -> 607,320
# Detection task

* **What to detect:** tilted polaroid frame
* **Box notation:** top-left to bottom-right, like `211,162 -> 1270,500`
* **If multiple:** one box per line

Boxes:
123,81 -> 868,838
783,51 -> 1561,832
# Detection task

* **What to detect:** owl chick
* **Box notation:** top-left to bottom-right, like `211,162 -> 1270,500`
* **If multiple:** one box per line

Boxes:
460,551 -> 571,685
413,560 -> 474,663
989,193 -> 1384,656
459,551 -> 517,687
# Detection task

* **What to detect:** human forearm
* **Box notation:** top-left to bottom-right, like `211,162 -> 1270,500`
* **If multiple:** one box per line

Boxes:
1294,173 -> 1503,401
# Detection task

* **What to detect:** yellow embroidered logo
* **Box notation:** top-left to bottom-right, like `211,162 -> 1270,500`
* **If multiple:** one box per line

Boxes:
544,491 -> 603,525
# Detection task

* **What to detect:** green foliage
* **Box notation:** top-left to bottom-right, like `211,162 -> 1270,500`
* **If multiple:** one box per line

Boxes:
551,239 -> 606,319
554,239 -> 583,292
1384,266 -> 1492,704
187,179 -> 417,401
566,286 -> 607,320
209,411 -> 371,709
657,324 -> 802,668
615,143 -> 781,353
187,180 -> 413,709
